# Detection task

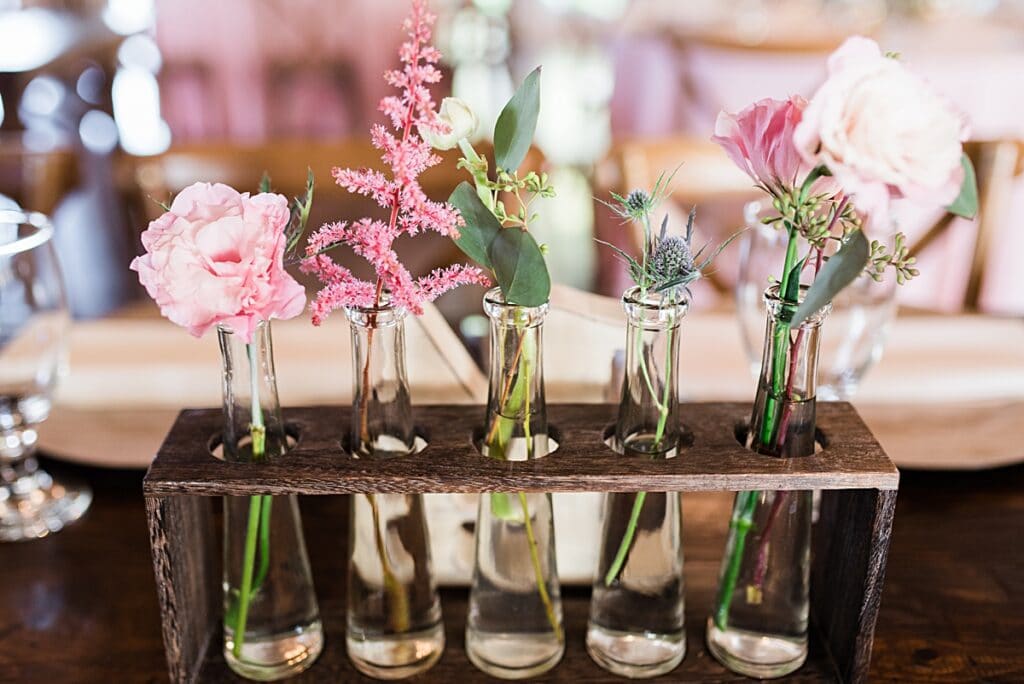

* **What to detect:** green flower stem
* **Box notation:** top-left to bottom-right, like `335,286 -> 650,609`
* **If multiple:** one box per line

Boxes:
517,492 -> 562,642
604,319 -> 674,586
714,226 -> 800,631
458,139 -> 494,211
758,226 -> 799,448
713,491 -> 760,630
253,495 -> 273,591
603,491 -> 647,586
366,492 -> 411,633
482,321 -> 561,637
230,344 -> 277,658
232,494 -> 264,658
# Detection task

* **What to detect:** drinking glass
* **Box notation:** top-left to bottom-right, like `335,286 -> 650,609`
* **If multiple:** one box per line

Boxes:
0,209 -> 89,541
736,201 -> 897,400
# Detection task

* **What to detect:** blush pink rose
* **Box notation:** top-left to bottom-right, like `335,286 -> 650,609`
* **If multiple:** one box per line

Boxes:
713,95 -> 813,194
794,36 -> 968,220
130,182 -> 306,342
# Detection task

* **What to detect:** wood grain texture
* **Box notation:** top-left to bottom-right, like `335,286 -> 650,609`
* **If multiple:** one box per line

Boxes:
6,461 -> 1021,684
812,488 -> 898,684
143,402 -> 898,496
146,495 -> 218,684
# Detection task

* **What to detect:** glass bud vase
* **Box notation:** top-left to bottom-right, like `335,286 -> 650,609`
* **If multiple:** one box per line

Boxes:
587,286 -> 688,678
218,321 -> 323,681
344,297 -> 444,680
466,288 -> 564,679
707,284 -> 829,679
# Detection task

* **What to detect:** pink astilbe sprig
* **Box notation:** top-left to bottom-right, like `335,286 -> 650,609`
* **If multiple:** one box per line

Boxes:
304,0 -> 486,322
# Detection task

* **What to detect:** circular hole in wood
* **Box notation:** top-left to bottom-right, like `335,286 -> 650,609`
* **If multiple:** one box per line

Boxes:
208,422 -> 302,462
340,428 -> 429,459
469,423 -> 561,461
600,423 -> 693,459
733,419 -> 828,456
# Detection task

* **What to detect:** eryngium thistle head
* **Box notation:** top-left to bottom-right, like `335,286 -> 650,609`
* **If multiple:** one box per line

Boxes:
649,235 -> 696,284
616,189 -> 654,221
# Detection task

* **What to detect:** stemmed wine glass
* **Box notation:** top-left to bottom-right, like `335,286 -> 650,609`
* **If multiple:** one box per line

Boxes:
736,201 -> 898,400
0,209 -> 90,540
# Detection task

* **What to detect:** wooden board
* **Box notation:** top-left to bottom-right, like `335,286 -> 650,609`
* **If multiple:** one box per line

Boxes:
146,488 -> 893,683
143,403 -> 898,497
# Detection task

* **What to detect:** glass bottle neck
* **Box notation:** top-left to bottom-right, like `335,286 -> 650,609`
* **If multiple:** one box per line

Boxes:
217,321 -> 287,463
615,286 -> 687,458
481,288 -> 549,461
748,286 -> 827,457
346,302 -> 415,458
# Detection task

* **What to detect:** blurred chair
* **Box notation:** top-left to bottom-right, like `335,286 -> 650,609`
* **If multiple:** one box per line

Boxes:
0,141 -> 77,215
594,135 -> 758,300
907,139 -> 1024,311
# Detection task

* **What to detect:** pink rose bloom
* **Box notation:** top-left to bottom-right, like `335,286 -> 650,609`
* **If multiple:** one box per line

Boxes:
713,95 -> 812,195
130,182 -> 306,342
794,36 -> 968,220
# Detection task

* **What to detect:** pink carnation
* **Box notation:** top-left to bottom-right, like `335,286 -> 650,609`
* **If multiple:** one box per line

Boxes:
713,95 -> 812,195
794,36 -> 968,220
130,182 -> 305,342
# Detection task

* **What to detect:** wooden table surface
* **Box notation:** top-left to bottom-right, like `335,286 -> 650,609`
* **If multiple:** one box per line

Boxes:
0,456 -> 1021,683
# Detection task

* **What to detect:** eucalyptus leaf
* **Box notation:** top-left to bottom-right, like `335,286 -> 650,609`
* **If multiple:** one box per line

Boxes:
791,230 -> 869,327
947,153 -> 978,219
258,171 -> 272,194
448,181 -> 501,268
493,67 -> 541,172
488,227 -> 550,306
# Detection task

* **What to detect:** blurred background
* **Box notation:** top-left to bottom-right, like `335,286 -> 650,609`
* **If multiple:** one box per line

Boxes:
2,0 -> 1023,479
2,0 -> 1023,326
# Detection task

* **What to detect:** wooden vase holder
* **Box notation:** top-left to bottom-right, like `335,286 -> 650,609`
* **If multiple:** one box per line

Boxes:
144,401 -> 898,683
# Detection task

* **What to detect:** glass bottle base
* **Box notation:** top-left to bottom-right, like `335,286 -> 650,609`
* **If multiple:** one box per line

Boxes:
347,623 -> 445,680
224,620 -> 323,681
585,623 -> 685,679
706,617 -> 807,679
465,628 -> 564,679
0,465 -> 92,541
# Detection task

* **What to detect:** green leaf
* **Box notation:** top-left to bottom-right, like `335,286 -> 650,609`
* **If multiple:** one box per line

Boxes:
488,227 -> 550,306
493,66 -> 541,173
285,168 -> 315,255
791,230 -> 869,327
947,153 -> 978,219
783,256 -> 806,304
149,195 -> 171,212
258,171 -> 271,194
449,181 -> 502,268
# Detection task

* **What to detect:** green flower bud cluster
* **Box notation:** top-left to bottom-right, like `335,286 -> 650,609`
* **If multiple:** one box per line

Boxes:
867,232 -> 919,284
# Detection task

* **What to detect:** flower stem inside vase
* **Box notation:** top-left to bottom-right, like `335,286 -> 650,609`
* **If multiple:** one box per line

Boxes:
219,323 -> 322,680
603,294 -> 676,587
587,287 -> 686,679
467,293 -> 564,678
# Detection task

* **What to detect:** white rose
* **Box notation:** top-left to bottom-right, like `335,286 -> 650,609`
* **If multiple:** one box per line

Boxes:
794,36 -> 968,221
419,97 -> 478,151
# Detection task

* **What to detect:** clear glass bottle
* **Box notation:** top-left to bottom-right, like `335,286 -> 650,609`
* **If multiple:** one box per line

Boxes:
707,284 -> 829,679
587,286 -> 687,678
218,321 -> 322,681
466,288 -> 563,679
345,297 -> 444,680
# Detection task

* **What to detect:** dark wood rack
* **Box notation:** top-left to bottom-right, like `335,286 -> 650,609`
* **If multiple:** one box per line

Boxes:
144,402 -> 898,683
